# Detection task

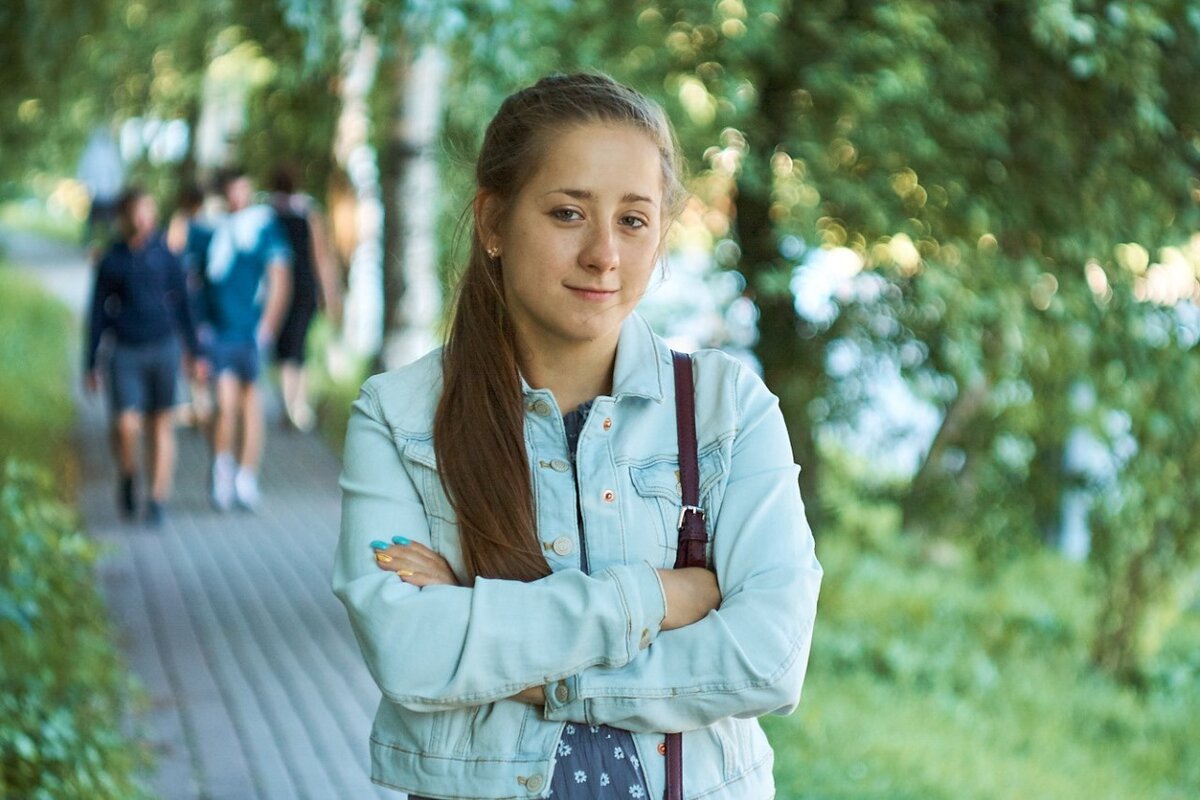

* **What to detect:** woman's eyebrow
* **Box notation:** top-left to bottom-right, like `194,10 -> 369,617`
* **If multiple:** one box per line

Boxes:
543,188 -> 658,206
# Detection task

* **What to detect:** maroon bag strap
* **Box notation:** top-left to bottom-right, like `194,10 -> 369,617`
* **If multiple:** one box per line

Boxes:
671,351 -> 708,570
665,351 -> 709,800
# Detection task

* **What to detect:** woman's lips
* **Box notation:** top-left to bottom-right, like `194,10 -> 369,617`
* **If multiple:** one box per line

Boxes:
566,286 -> 618,302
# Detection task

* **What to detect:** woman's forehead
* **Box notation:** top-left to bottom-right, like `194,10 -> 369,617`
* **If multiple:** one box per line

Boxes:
525,122 -> 664,200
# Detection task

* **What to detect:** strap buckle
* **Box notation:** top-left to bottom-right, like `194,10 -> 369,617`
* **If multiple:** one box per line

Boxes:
676,504 -> 705,531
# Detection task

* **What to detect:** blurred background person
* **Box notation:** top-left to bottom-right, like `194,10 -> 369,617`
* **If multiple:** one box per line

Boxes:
167,181 -> 216,429
85,187 -> 207,526
267,165 -> 343,433
76,126 -> 125,257
205,168 -> 291,511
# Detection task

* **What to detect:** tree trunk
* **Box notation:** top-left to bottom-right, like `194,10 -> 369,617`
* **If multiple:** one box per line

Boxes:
902,379 -> 989,531
734,65 -> 829,524
380,43 -> 448,371
332,0 -> 383,360
1091,535 -> 1155,684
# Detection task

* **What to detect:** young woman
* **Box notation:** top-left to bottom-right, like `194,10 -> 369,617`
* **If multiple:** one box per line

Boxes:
86,188 -> 206,525
334,73 -> 822,799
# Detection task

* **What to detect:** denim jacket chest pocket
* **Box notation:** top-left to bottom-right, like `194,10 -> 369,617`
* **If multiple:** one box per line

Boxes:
623,443 -> 729,570
397,437 -> 468,582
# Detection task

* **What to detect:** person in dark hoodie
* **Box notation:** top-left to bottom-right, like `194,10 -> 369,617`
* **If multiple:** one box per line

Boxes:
85,187 -> 207,526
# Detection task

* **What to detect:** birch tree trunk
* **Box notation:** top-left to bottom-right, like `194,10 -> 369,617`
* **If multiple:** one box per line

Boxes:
333,0 -> 383,362
381,44 -> 448,371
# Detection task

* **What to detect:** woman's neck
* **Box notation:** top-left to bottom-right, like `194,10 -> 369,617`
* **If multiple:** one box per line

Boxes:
518,335 -> 618,415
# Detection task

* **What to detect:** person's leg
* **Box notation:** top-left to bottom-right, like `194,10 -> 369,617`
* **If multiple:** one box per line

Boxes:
149,411 -> 176,502
146,410 -> 175,525
142,338 -> 181,525
109,343 -> 147,518
234,379 -> 264,509
239,381 -> 264,470
115,410 -> 142,516
211,371 -> 241,510
278,359 -> 315,431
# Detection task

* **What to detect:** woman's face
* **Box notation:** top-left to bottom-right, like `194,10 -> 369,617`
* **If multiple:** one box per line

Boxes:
488,122 -> 665,358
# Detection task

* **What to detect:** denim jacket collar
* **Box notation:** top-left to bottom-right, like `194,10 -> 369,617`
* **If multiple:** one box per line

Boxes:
518,313 -> 667,404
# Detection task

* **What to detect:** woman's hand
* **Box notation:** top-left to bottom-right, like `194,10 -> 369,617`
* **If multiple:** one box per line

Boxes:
370,537 -> 462,587
657,567 -> 721,631
509,686 -> 546,706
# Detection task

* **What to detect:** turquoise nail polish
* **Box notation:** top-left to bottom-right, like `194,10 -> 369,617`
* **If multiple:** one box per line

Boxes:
393,536 -> 410,546
370,540 -> 388,550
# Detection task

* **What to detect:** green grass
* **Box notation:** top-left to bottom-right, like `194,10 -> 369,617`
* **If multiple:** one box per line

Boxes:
0,264 -> 75,472
0,199 -> 83,246
765,531 -> 1199,799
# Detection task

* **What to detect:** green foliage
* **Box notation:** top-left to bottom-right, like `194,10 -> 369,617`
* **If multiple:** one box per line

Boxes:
0,462 -> 148,799
764,516 -> 1200,799
0,266 -> 74,473
0,264 -> 146,798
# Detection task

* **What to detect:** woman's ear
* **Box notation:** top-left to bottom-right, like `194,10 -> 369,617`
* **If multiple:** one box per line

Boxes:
474,190 -> 504,254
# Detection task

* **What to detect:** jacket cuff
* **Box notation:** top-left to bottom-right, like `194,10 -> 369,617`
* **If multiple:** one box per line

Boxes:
609,560 -> 666,661
542,675 -> 585,722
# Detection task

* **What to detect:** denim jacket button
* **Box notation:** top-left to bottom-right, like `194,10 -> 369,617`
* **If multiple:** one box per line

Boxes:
554,682 -> 570,703
549,458 -> 570,472
602,416 -> 613,431
525,773 -> 544,793
602,489 -> 615,503
530,399 -> 552,416
552,536 -> 574,556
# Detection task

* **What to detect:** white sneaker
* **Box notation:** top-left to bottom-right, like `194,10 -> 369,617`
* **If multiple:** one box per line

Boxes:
234,467 -> 260,511
211,453 -> 236,511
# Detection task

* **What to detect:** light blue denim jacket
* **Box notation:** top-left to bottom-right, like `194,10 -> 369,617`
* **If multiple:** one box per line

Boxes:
333,313 -> 822,799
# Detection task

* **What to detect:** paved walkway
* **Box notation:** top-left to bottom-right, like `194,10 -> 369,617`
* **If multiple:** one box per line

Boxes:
3,225 -> 393,800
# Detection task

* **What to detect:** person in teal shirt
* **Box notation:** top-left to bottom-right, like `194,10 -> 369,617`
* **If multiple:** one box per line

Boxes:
205,168 -> 292,511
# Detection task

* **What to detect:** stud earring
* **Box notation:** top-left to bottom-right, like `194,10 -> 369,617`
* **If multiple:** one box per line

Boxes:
486,246 -> 500,260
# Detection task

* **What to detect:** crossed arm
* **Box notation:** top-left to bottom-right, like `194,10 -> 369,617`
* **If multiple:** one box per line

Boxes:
335,366 -> 820,729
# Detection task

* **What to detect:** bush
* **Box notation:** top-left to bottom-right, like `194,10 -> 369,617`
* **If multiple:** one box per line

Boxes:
0,263 -> 146,798
0,462 -> 147,799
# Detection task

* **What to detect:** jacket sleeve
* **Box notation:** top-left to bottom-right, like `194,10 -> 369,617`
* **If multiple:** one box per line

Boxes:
84,256 -> 113,371
331,378 -> 668,712
543,362 -> 822,733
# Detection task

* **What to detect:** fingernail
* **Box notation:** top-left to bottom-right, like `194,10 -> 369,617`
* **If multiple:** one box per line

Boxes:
375,552 -> 393,563
392,536 -> 410,546
397,569 -> 414,577
370,540 -> 388,550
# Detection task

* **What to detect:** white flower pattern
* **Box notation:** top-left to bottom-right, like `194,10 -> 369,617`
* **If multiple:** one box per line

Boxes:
546,720 -> 648,798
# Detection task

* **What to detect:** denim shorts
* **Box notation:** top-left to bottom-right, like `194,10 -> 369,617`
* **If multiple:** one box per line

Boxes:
210,338 -> 261,383
108,338 -> 181,414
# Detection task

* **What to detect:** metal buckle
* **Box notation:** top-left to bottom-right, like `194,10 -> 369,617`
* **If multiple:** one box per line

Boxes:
676,504 -> 705,531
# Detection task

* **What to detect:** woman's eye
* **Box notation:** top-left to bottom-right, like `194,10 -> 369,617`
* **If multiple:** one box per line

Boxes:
621,215 -> 648,229
552,208 -> 582,221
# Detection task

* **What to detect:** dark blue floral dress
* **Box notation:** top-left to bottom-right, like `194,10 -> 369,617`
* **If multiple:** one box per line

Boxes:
543,401 -> 651,798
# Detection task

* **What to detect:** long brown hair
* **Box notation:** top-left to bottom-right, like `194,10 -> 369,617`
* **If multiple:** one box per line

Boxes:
434,73 -> 685,583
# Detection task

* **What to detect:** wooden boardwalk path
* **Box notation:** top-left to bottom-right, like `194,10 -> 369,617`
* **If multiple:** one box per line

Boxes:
4,225 -> 395,799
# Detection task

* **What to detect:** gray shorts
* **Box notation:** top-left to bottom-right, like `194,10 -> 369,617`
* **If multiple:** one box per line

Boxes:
108,338 -> 181,414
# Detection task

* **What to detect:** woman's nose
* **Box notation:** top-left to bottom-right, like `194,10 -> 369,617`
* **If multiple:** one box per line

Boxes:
579,223 -> 619,272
